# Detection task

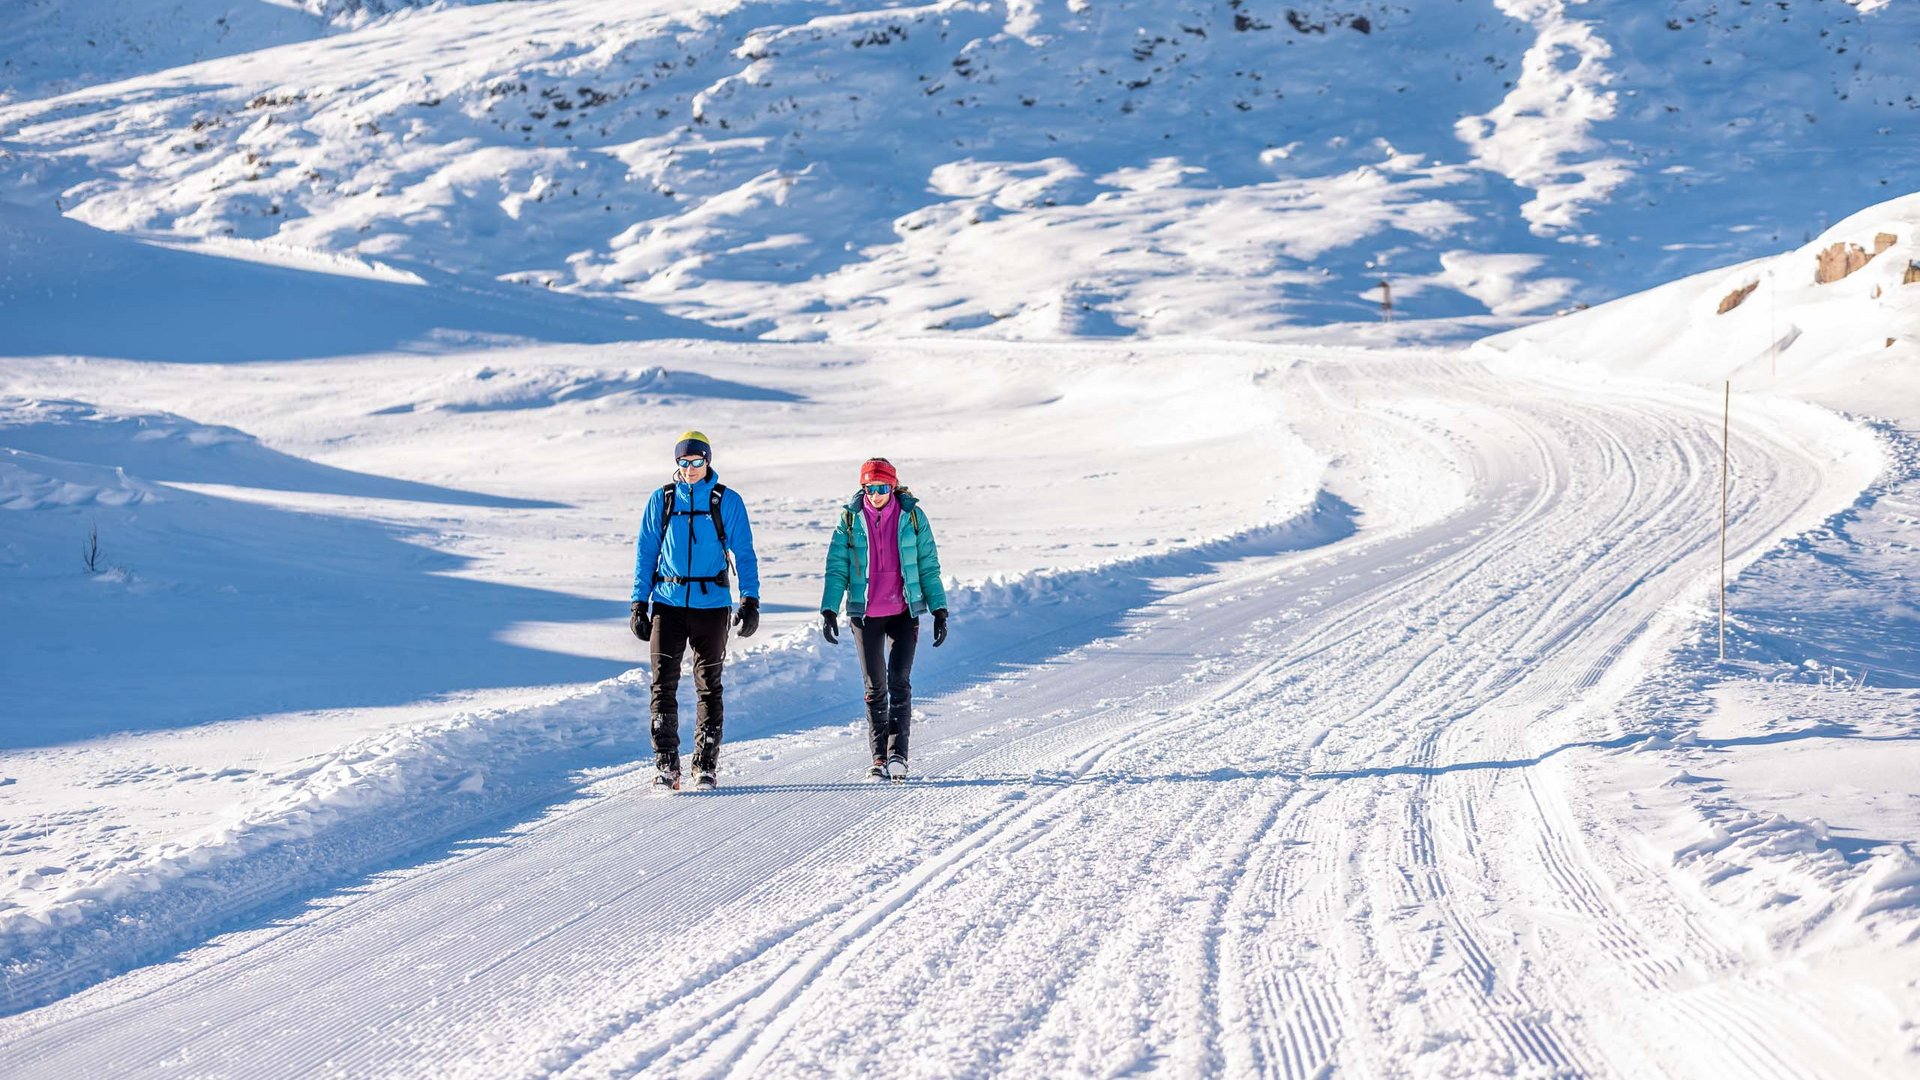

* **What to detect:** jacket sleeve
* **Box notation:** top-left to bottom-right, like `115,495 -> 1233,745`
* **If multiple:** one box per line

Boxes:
631,488 -> 665,603
913,507 -> 948,612
722,488 -> 760,600
820,511 -> 852,614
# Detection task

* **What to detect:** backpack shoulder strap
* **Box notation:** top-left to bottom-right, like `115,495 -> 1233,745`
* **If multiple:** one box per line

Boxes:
709,483 -> 728,545
657,482 -> 676,539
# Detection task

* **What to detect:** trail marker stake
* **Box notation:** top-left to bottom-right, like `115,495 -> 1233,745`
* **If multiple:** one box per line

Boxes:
1728,378 -> 1743,664
1768,269 -> 1777,378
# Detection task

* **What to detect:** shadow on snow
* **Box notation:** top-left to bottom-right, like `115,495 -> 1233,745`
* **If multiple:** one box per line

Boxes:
0,203 -> 735,362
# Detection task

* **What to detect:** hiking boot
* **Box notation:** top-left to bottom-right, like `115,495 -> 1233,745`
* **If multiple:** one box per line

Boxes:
651,752 -> 681,793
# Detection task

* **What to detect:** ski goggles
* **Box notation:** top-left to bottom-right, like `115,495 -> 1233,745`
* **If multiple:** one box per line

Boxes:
863,483 -> 894,495
676,456 -> 709,468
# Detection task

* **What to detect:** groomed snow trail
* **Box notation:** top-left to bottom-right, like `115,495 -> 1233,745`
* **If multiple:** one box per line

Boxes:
0,355 -> 1875,1078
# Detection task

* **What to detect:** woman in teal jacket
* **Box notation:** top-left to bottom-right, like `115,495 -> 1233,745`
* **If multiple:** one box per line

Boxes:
820,458 -> 948,781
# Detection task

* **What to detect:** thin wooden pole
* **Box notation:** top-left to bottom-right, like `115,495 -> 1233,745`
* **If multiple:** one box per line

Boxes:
1728,378 -> 1743,664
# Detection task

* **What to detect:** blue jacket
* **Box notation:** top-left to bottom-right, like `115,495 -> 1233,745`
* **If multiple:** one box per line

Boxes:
631,469 -> 760,609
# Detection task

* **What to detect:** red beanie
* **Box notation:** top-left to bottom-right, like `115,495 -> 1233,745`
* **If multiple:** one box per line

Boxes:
860,458 -> 898,486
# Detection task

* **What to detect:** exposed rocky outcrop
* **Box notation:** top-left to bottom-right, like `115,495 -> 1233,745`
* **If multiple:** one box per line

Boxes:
1816,242 -> 1872,284
1718,280 -> 1758,313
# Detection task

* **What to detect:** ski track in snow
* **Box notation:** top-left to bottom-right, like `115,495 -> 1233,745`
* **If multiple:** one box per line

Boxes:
0,354 -> 1896,1077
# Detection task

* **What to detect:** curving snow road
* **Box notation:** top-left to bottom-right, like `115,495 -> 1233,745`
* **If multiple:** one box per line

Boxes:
0,354 -> 1881,1078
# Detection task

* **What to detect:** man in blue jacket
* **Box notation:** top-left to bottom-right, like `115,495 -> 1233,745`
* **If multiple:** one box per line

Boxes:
630,431 -> 761,792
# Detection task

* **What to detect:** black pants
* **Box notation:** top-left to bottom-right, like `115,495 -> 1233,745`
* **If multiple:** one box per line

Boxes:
852,612 -> 918,761
650,604 -> 730,771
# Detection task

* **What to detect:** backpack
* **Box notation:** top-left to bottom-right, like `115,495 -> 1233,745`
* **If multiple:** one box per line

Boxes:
653,482 -> 731,595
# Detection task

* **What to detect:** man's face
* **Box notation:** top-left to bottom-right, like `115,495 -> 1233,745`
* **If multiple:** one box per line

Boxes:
678,455 -> 709,482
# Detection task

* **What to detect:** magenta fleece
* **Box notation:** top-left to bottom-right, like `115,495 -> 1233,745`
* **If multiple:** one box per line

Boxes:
861,496 -> 908,618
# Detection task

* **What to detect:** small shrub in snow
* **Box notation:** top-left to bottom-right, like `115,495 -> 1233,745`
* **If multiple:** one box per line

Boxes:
81,521 -> 102,574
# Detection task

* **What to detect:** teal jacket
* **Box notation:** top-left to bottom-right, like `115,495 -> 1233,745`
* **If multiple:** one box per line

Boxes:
821,489 -> 948,618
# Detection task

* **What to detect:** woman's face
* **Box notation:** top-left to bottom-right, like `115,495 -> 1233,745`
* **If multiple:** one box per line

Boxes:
864,483 -> 892,509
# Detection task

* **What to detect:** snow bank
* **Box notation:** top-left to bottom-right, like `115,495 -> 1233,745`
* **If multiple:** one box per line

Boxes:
0,489 -> 1350,1013
1598,681 -> 1920,956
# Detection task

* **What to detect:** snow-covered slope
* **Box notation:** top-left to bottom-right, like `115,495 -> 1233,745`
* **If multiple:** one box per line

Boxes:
3,0 -> 1915,342
0,198 -> 709,359
1480,191 -> 1920,413
0,0 -> 457,104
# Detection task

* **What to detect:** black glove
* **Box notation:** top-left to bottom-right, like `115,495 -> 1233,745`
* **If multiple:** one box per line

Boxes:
630,601 -> 652,642
932,608 -> 948,647
734,596 -> 761,638
820,610 -> 839,645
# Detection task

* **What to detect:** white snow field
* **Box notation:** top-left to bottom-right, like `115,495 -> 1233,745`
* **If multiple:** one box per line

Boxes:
4,0 -> 1920,1075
